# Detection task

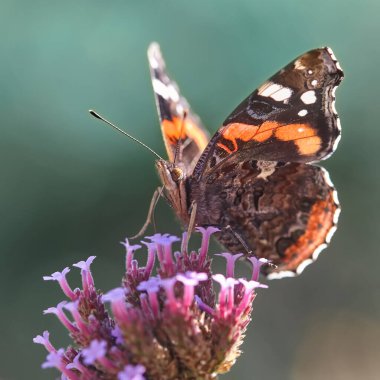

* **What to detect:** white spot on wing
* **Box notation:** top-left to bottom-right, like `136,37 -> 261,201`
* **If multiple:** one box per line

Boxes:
301,90 -> 317,104
267,270 -> 296,280
258,82 -> 281,97
148,42 -> 164,69
327,47 -> 338,61
271,87 -> 293,102
294,59 -> 306,70
258,82 -> 293,102
332,190 -> 339,205
321,151 -> 333,161
149,55 -> 159,69
175,102 -> 184,114
167,84 -> 180,102
152,78 -> 170,99
311,79 -> 318,87
150,57 -> 159,69
332,132 -> 341,152
333,207 -> 341,224
326,47 -> 343,71
312,243 -> 328,260
152,79 -> 180,102
337,117 -> 342,131
256,161 -> 277,181
320,167 -> 334,187
298,109 -> 308,117
296,259 -> 314,275
325,225 -> 337,243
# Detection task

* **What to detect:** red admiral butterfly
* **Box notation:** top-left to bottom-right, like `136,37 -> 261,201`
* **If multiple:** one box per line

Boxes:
147,43 -> 343,279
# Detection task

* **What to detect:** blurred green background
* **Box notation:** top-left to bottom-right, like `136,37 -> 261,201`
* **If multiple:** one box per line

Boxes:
1,0 -> 379,379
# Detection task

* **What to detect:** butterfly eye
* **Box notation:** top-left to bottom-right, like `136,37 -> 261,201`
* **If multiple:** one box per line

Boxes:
171,167 -> 184,182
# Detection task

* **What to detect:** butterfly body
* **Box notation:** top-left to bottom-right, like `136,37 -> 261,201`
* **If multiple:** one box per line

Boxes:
149,43 -> 343,279
155,159 -> 190,224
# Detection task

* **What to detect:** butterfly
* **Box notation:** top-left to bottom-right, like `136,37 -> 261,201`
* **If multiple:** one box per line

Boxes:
148,42 -> 343,279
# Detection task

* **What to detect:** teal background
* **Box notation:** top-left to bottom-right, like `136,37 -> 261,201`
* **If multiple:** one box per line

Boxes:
1,0 -> 379,379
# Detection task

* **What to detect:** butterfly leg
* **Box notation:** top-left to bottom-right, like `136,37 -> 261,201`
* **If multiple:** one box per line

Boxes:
129,186 -> 163,240
182,201 -> 198,250
223,225 -> 253,255
223,225 -> 277,271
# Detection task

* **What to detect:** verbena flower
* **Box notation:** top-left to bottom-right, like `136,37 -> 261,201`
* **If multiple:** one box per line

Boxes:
34,228 -> 268,379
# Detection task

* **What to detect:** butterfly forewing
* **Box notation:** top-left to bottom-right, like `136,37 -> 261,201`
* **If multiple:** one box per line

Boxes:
192,48 -> 343,181
148,43 -> 209,174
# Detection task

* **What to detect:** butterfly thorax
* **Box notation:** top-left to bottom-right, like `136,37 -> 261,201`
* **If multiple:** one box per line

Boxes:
155,159 -> 190,224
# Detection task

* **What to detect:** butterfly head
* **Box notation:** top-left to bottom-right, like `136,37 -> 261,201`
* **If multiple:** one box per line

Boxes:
155,159 -> 190,221
156,159 -> 185,184
156,159 -> 186,202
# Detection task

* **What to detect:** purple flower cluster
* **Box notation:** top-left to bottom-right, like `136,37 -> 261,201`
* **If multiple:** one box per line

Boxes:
34,227 -> 268,379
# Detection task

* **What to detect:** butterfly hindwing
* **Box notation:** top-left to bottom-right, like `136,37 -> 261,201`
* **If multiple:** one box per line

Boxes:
148,43 -> 209,174
190,159 -> 340,277
193,48 -> 343,180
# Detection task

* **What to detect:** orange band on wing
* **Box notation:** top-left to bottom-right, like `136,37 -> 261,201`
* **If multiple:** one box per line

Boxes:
253,121 -> 279,142
275,123 -> 322,155
282,191 -> 337,270
222,122 -> 260,142
275,123 -> 312,140
161,117 -> 188,143
161,116 -> 209,160
218,122 -> 279,153
218,121 -> 322,156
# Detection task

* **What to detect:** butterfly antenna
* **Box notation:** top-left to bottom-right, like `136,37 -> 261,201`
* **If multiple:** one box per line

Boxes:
173,110 -> 188,165
89,110 -> 164,160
